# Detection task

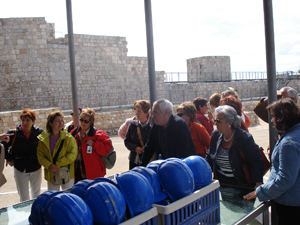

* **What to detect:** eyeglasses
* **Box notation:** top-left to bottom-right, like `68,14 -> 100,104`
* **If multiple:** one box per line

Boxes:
80,118 -> 90,124
214,118 -> 224,123
177,113 -> 185,117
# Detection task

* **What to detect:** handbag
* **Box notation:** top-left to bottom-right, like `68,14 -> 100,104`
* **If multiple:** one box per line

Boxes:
134,126 -> 144,164
101,139 -> 116,169
237,131 -> 271,185
52,140 -> 70,185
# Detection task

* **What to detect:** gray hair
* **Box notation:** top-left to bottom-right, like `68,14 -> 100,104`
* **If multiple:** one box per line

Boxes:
155,99 -> 173,115
283,87 -> 298,103
215,105 -> 241,129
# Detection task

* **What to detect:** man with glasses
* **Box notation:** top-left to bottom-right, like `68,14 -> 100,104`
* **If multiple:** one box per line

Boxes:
254,87 -> 298,123
141,99 -> 195,166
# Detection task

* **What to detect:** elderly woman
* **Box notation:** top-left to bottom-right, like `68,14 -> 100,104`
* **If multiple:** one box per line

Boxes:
206,105 -> 264,188
2,108 -> 43,202
37,111 -> 77,191
71,108 -> 112,183
244,99 -> 300,224
176,101 -> 210,157
221,88 -> 251,128
193,97 -> 214,135
220,96 -> 248,132
124,100 -> 151,169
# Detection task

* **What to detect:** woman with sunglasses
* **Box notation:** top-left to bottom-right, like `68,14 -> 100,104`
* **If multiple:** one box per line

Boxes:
176,102 -> 210,158
124,100 -> 151,169
37,111 -> 77,191
70,108 -> 112,183
206,105 -> 264,189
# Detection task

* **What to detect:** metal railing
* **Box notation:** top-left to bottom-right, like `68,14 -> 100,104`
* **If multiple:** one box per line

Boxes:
164,71 -> 300,83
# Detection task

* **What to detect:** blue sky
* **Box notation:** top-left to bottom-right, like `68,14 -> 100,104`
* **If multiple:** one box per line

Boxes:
1,0 -> 300,73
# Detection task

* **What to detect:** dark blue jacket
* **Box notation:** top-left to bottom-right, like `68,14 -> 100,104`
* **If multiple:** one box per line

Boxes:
141,114 -> 195,165
206,128 -> 264,185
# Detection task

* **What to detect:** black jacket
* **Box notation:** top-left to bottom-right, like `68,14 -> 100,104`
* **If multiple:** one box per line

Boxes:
206,128 -> 264,186
141,114 -> 195,166
2,125 -> 43,173
124,120 -> 151,163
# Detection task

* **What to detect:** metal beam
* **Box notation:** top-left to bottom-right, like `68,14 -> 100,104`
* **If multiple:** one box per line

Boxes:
263,0 -> 278,153
66,0 -> 79,127
144,0 -> 157,108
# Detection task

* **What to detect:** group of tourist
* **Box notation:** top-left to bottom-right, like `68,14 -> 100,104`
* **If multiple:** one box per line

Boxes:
1,86 -> 300,224
0,107 -> 112,203
119,86 -> 300,224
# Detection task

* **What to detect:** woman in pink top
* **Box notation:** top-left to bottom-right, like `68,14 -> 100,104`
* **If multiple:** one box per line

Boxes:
193,97 -> 214,135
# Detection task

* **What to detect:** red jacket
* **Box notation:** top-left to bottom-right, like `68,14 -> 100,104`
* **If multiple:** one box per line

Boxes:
71,127 -> 112,179
196,111 -> 214,135
189,122 -> 210,157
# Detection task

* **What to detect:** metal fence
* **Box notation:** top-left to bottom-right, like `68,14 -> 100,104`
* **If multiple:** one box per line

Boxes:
164,71 -> 300,83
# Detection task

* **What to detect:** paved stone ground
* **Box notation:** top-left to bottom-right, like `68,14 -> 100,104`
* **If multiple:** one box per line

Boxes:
0,119 -> 270,209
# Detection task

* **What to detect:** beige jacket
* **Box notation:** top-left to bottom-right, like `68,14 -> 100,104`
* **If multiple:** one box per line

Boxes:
0,144 -> 7,188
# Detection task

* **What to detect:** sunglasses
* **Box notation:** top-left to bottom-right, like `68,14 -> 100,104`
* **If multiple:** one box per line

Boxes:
214,118 -> 223,123
177,113 -> 185,117
79,118 -> 90,124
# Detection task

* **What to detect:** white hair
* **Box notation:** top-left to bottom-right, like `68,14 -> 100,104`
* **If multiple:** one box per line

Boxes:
283,87 -> 298,103
215,105 -> 241,129
155,99 -> 173,115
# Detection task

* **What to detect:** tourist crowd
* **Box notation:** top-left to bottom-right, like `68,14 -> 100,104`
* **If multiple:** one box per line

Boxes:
0,86 -> 299,224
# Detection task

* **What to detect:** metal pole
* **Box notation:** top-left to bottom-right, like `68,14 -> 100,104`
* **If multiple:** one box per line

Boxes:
66,0 -> 79,127
263,0 -> 278,152
144,0 -> 157,108
263,1 -> 278,224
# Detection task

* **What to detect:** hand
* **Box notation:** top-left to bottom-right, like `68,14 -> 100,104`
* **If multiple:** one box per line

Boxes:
254,182 -> 262,189
6,160 -> 14,167
49,164 -> 58,173
207,111 -> 213,121
87,140 -> 93,146
243,190 -> 257,200
0,133 -> 13,143
135,146 -> 144,154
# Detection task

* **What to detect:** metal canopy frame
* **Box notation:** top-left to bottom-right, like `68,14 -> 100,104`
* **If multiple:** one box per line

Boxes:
65,0 -> 278,140
65,3 -> 278,221
66,0 -> 277,152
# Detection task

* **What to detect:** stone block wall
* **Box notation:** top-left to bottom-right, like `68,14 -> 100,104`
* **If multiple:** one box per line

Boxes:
0,17 -> 165,111
1,17 -> 300,115
163,80 -> 268,104
0,107 -> 134,135
187,56 -> 231,82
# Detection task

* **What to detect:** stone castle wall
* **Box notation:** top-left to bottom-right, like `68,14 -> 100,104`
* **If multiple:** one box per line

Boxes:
187,56 -> 231,82
0,17 -> 164,111
0,17 -> 275,112
1,17 -> 300,119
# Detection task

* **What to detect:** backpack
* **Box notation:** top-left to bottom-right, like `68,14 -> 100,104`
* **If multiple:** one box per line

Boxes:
101,139 -> 116,169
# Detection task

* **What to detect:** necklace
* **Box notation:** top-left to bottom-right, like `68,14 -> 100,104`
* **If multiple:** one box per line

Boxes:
223,130 -> 235,142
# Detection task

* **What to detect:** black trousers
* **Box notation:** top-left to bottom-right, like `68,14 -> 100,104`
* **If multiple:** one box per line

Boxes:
275,202 -> 300,225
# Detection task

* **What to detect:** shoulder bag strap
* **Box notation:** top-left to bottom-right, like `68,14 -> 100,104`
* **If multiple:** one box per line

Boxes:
53,139 -> 65,165
11,129 -> 17,148
236,131 -> 246,159
236,131 -> 252,184
136,126 -> 144,147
